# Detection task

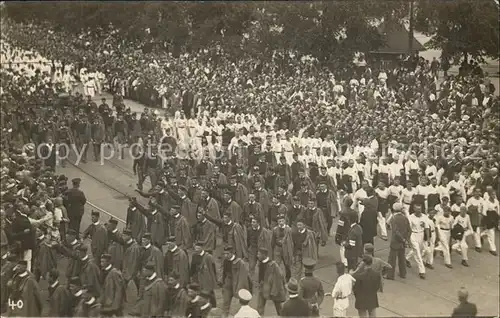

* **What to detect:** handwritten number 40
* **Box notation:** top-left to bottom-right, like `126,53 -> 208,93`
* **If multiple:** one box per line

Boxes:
8,299 -> 23,310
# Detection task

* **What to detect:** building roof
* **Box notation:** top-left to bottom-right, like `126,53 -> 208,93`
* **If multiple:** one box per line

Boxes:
371,22 -> 425,54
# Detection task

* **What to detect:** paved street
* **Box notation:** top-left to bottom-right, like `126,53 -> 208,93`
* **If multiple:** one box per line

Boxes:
61,154 -> 500,317
44,91 -> 500,317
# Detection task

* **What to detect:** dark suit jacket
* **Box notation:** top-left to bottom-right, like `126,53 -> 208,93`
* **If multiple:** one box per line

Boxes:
280,296 -> 311,317
39,143 -> 57,169
353,268 -> 381,310
10,213 -> 36,251
64,188 -> 87,216
345,224 -> 363,260
475,176 -> 492,193
182,91 -> 194,116
359,196 -> 378,240
335,212 -> 351,246
451,301 -> 477,317
390,213 -> 411,250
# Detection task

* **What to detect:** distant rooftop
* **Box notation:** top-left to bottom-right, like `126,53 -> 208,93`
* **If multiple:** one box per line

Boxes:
371,22 -> 425,54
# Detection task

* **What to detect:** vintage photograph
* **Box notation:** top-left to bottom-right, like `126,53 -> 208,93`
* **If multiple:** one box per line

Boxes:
0,1 -> 499,317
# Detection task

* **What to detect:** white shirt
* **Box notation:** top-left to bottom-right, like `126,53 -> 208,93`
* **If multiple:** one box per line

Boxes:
299,154 -> 314,167
388,185 -> 403,199
234,305 -> 261,318
332,273 -> 355,299
405,160 -> 419,175
401,188 -> 416,204
451,203 -> 464,214
321,140 -> 338,155
484,198 -> 499,214
434,203 -> 450,217
409,214 -> 429,233
426,215 -> 436,232
424,165 -> 437,179
416,185 -> 432,200
363,162 -> 374,180
436,185 -> 450,200
375,188 -> 389,199
327,167 -> 341,183
436,168 -> 445,185
466,197 -> 485,215
389,162 -> 403,179
453,214 -> 472,232
435,214 -> 454,230
343,167 -> 360,185
53,207 -> 63,222
281,140 -> 293,152
448,180 -> 466,201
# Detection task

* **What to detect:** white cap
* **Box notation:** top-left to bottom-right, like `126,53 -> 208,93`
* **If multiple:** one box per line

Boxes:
238,289 -> 252,301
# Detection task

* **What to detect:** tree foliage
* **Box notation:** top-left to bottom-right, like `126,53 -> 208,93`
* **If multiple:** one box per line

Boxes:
4,1 -> 409,60
415,0 -> 500,63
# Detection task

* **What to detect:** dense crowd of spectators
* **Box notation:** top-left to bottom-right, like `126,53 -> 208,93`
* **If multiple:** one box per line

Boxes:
4,22 -> 499,154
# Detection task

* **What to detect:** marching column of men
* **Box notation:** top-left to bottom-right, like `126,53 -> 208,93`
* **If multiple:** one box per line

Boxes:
1,80 -> 498,318
2,151 -> 499,317
2,42 -> 499,318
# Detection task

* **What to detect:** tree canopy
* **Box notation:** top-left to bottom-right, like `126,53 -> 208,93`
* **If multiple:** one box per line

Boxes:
6,1 -> 498,62
414,0 -> 499,63
4,1 -> 409,60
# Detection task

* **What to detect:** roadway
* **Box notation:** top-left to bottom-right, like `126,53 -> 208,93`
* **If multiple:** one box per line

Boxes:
43,91 -> 499,317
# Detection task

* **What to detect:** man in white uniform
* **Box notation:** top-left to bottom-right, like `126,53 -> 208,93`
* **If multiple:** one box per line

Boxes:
451,206 -> 473,267
405,204 -> 429,279
400,181 -> 416,217
328,262 -> 355,318
466,188 -> 485,252
434,206 -> 454,268
481,193 -> 499,256
85,75 -> 96,98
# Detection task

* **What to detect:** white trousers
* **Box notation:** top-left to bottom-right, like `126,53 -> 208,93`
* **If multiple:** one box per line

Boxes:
406,232 -> 426,274
284,152 -> 294,166
475,228 -> 497,252
452,230 -> 472,260
423,231 -> 436,265
86,86 -> 95,98
23,249 -> 32,272
95,80 -> 102,95
378,212 -> 388,238
436,230 -> 451,265
333,298 -> 349,317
